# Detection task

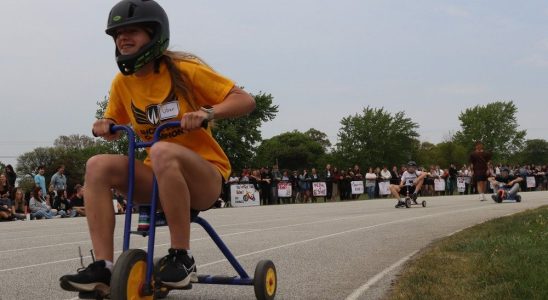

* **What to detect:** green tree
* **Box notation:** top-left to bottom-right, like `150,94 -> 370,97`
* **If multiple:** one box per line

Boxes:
304,128 -> 332,152
415,140 -> 468,168
16,147 -> 59,176
334,107 -> 419,169
17,175 -> 35,195
213,92 -> 278,171
514,139 -> 548,165
254,131 -> 325,170
414,142 -> 436,167
454,101 -> 526,162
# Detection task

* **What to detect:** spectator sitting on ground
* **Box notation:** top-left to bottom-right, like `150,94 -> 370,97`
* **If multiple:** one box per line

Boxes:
0,173 -> 12,200
70,184 -> 86,217
29,187 -> 62,219
53,190 -> 76,217
0,174 -> 22,220
0,176 -> 14,221
12,188 -> 27,220
0,196 -> 14,221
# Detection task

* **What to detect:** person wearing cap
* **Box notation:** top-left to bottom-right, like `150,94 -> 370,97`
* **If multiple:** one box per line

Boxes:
488,167 -> 523,202
390,161 -> 427,207
59,0 -> 255,295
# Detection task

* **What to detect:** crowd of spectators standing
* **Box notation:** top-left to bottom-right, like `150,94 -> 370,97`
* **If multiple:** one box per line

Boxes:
0,164 -> 127,222
222,163 -> 548,205
1,162 -> 546,220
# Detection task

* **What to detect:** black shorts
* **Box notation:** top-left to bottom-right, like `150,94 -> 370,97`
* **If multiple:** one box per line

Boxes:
473,174 -> 488,183
399,185 -> 416,196
425,178 -> 434,186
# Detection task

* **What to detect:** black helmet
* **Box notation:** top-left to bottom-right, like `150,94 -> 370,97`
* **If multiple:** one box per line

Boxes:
407,161 -> 417,167
105,0 -> 169,75
501,167 -> 510,173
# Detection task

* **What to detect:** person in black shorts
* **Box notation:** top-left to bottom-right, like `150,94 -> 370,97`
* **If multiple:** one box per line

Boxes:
469,141 -> 493,201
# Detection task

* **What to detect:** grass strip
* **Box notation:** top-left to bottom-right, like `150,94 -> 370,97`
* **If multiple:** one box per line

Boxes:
388,205 -> 548,300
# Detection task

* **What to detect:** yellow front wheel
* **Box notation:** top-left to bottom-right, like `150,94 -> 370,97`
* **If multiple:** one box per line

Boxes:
110,249 -> 154,300
254,260 -> 277,300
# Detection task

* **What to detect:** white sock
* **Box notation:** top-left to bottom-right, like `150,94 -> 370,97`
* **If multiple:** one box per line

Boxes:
104,260 -> 113,272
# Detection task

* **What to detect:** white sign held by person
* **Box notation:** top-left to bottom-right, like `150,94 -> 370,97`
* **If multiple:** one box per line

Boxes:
457,177 -> 466,193
351,181 -> 364,195
230,184 -> 261,207
434,179 -> 446,192
277,182 -> 292,198
378,181 -> 391,195
312,182 -> 327,197
526,176 -> 536,188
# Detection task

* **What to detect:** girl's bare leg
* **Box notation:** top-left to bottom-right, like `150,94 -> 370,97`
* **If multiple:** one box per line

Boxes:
84,155 -> 154,261
150,142 -> 221,250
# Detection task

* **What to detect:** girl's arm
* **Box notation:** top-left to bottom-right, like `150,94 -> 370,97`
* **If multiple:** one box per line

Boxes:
213,86 -> 255,119
181,86 -> 255,130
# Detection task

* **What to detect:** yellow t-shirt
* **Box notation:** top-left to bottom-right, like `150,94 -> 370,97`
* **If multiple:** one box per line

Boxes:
104,59 -> 234,180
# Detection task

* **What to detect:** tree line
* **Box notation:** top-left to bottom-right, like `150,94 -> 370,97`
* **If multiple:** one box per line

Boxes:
4,97 -> 548,194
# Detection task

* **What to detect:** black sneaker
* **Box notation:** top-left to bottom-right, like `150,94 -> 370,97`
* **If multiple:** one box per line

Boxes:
411,193 -> 418,204
59,260 -> 111,295
156,248 -> 197,289
395,201 -> 405,208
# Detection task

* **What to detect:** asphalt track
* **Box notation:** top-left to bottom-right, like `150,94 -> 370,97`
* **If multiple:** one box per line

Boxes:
0,192 -> 546,300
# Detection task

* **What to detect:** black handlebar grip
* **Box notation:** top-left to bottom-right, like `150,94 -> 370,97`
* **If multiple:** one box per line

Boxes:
201,119 -> 209,129
92,123 -> 116,137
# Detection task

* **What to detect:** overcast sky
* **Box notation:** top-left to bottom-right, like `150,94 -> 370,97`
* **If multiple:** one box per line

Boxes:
1,0 -> 547,167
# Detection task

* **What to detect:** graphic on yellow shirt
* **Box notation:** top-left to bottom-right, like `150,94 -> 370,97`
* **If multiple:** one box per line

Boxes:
131,91 -> 180,126
104,59 -> 234,180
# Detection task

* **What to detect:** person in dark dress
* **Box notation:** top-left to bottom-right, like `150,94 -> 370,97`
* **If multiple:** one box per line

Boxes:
469,141 -> 493,201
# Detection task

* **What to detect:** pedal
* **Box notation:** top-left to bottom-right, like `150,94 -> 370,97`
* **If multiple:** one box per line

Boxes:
78,290 -> 109,300
157,282 -> 192,291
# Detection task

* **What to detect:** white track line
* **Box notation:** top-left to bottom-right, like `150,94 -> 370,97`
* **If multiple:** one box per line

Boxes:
0,204 -> 498,274
194,206 -> 491,270
345,250 -> 419,300
0,214 -> 308,243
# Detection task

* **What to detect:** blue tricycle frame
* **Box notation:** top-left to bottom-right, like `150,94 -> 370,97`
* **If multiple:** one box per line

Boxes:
107,121 -> 276,300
